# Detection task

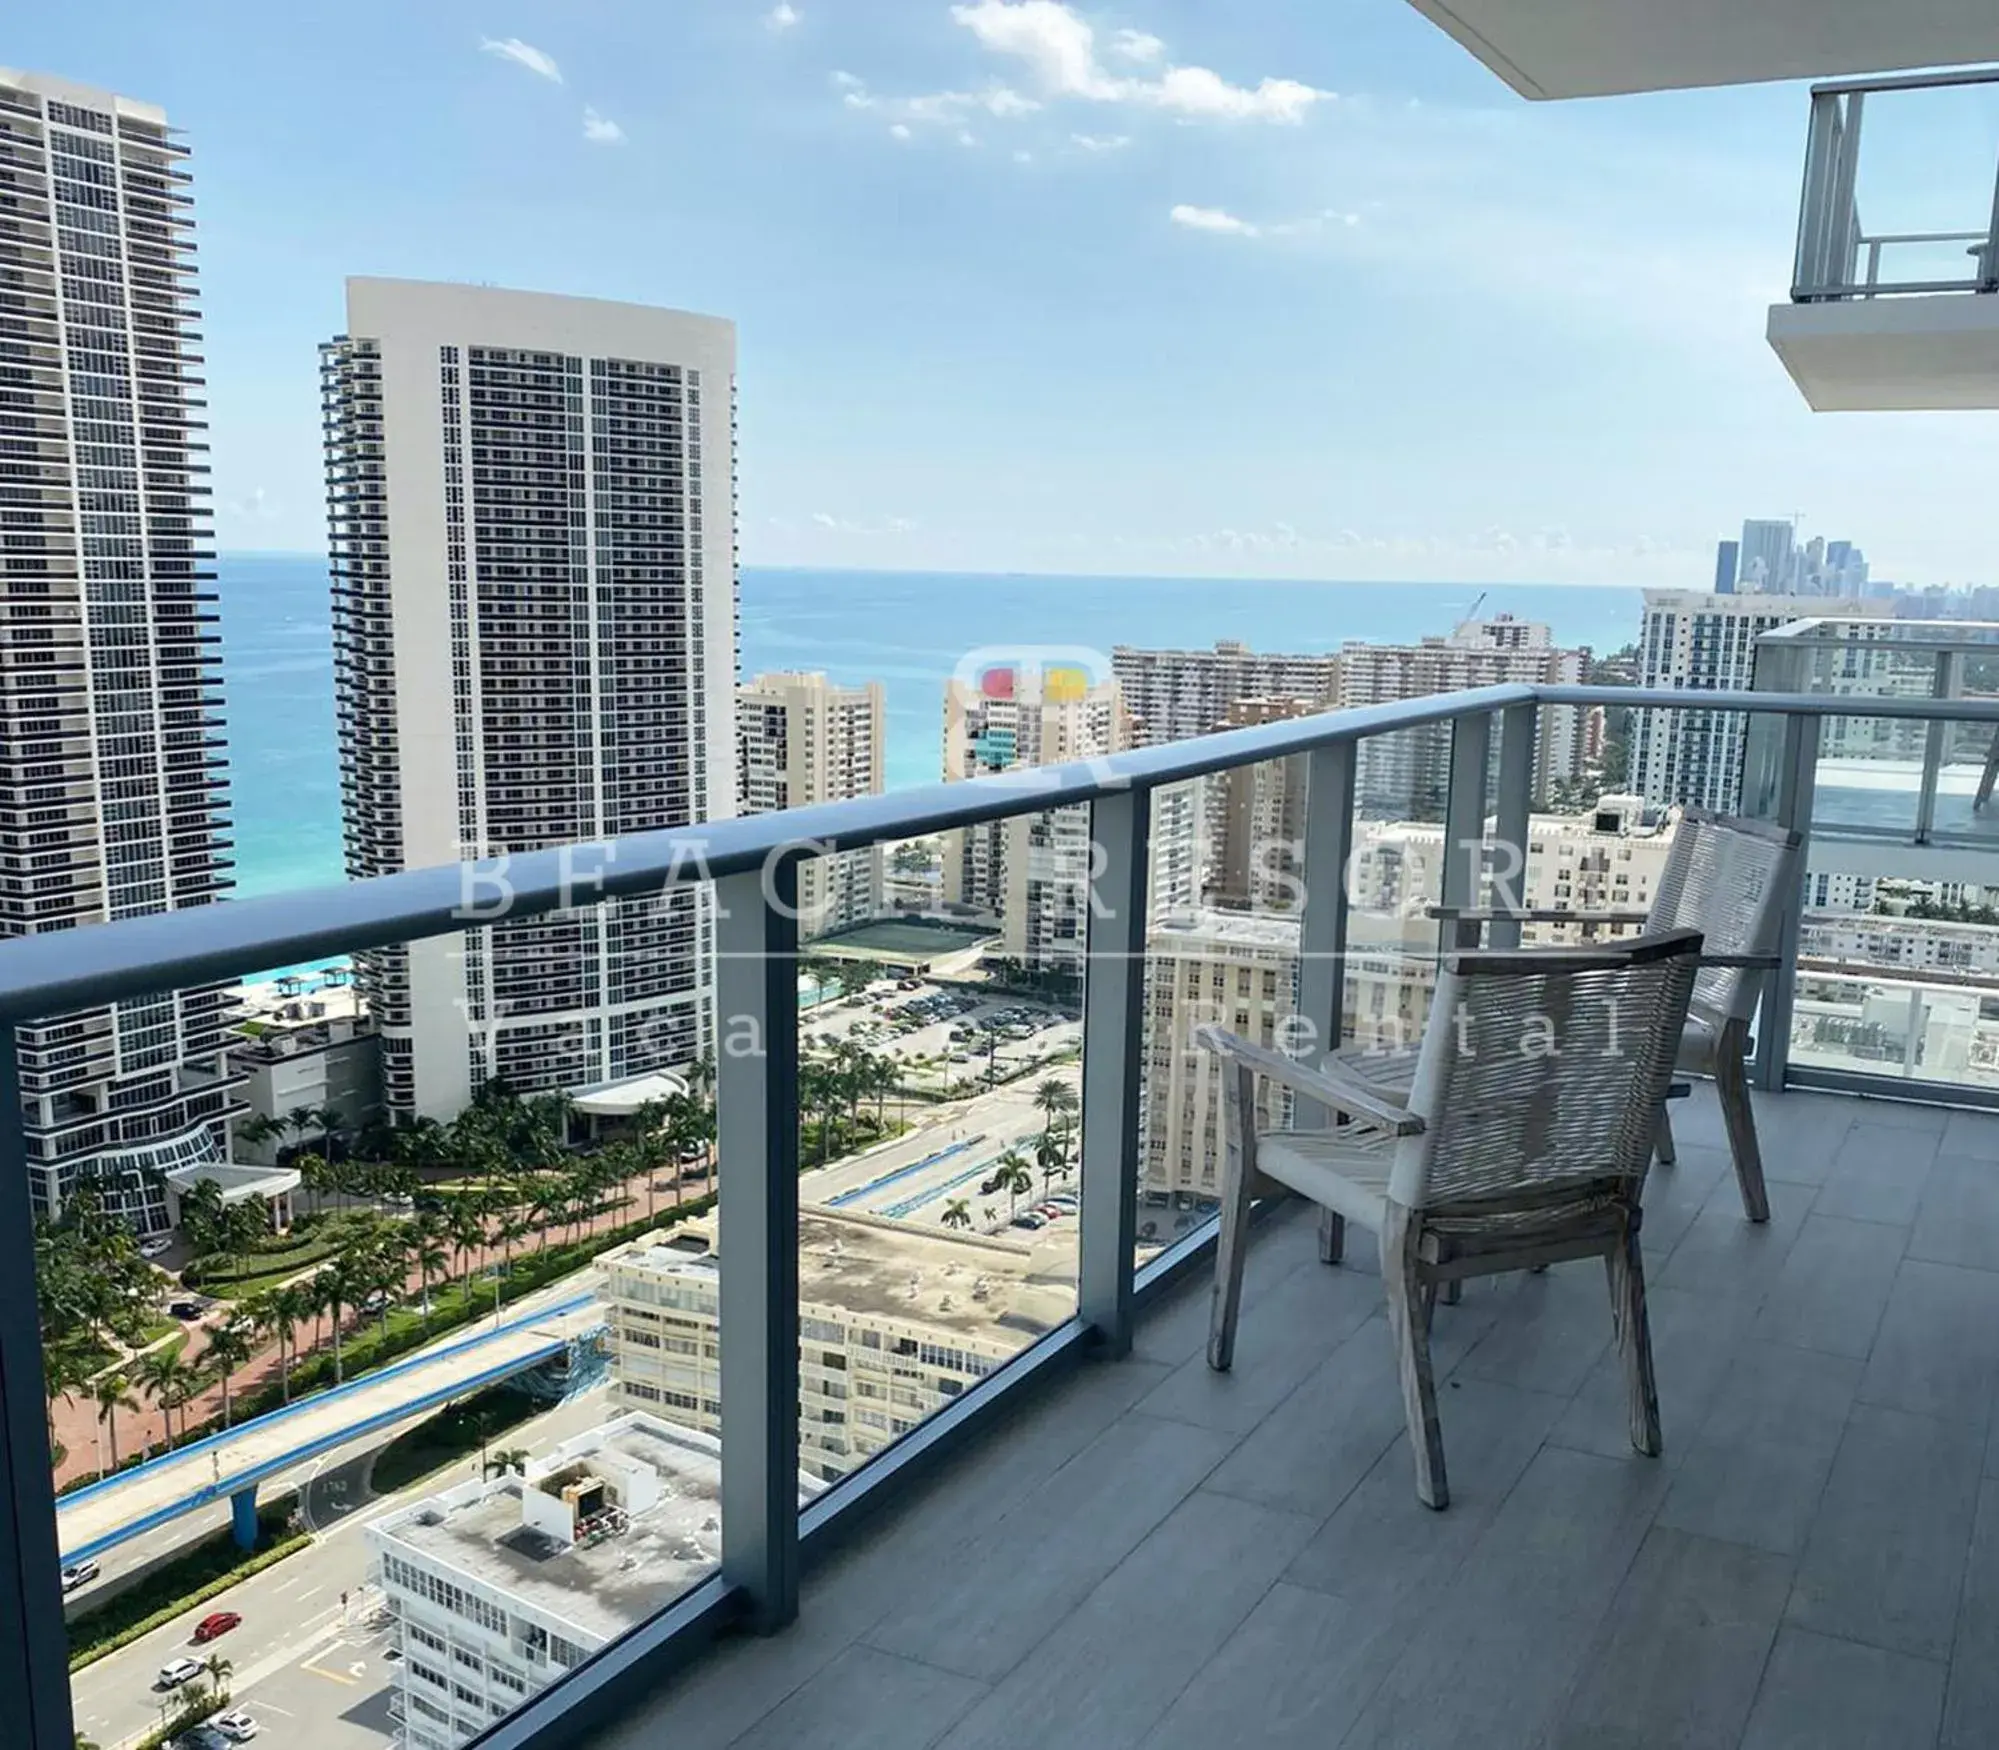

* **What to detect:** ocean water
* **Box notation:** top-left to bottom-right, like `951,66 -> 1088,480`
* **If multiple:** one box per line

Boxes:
216,553 -> 1645,902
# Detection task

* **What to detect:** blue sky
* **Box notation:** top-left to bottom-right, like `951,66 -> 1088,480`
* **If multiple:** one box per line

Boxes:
14,1 -> 1999,585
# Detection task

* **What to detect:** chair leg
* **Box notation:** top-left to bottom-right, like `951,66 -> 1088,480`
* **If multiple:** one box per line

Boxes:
1654,1107 -> 1677,1168
1441,1278 -> 1463,1305
1714,1020 -> 1770,1223
1318,1208 -> 1345,1265
1605,1221 -> 1662,1458
1207,1065 -> 1258,1372
1383,1206 -> 1448,1509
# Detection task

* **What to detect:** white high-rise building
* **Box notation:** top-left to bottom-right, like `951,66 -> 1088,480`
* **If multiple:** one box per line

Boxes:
1632,590 -> 1888,811
1111,639 -> 1336,746
941,670 -> 1129,976
0,71 -> 241,1230
1334,618 -> 1588,816
1141,910 -> 1300,1204
738,671 -> 885,940
324,281 -> 737,1121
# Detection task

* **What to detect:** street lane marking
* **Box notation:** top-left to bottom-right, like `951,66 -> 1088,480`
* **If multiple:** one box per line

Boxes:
301,1643 -> 359,1686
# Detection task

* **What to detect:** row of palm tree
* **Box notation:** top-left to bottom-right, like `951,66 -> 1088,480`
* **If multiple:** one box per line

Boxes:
800,1040 -> 905,1164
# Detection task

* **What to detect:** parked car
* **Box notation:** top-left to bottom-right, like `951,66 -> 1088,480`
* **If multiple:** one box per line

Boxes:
1010,1213 -> 1046,1230
138,1235 -> 172,1259
61,1559 -> 99,1592
171,1728 -> 228,1750
167,1298 -> 205,1320
211,1710 -> 260,1742
192,1609 -> 241,1644
360,1289 -> 391,1313
156,1656 -> 204,1689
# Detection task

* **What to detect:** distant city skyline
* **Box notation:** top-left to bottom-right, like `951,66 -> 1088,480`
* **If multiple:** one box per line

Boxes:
5,3 -> 1996,588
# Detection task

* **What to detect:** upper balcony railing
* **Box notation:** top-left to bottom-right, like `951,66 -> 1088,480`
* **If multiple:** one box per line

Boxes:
1792,68 -> 1999,301
11,676 -> 1999,1750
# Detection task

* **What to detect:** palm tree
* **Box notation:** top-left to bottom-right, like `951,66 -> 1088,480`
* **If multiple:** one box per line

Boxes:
92,1371 -> 138,1474
270,1282 -> 314,1403
484,1447 -> 530,1479
135,1346 -> 195,1445
941,1198 -> 973,1231
204,1315 -> 256,1430
993,1150 -> 1034,1219
310,1103 -> 348,1163
233,1111 -> 282,1160
412,1217 -> 450,1330
318,1256 -> 368,1384
1034,1076 -> 1078,1164
44,1340 -> 92,1461
1034,1130 -> 1066,1200
200,1652 -> 233,1691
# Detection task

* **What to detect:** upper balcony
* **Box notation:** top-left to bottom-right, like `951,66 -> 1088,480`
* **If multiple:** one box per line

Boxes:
1768,70 -> 1999,410
1398,0 -> 1999,98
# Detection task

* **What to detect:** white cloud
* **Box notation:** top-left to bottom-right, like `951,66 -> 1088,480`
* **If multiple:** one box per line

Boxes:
831,69 -> 866,88
1170,203 -> 1260,237
889,122 -> 912,140
958,129 -> 978,146
1070,132 -> 1129,151
812,512 -> 917,535
480,36 -> 562,83
1013,148 -> 1033,163
582,107 -> 624,143
766,2 -> 801,29
948,1 -> 1326,123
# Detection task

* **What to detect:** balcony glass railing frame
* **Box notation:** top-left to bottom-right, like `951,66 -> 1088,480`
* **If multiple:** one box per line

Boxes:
1791,67 -> 1999,302
7,679 -> 1999,1750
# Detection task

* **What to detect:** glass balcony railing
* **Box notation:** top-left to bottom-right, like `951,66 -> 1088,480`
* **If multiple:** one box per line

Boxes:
10,672 -> 1999,1750
1791,69 -> 1999,302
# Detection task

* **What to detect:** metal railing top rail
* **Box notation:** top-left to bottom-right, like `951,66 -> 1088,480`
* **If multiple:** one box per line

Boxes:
1758,617 -> 1999,650
1808,66 -> 1999,97
5,682 -> 1999,1027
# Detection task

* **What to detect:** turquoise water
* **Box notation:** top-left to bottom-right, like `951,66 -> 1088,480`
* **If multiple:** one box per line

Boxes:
216,553 -> 1645,903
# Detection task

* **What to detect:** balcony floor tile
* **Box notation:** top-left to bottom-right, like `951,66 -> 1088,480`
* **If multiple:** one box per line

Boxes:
586,1086 -> 1999,1750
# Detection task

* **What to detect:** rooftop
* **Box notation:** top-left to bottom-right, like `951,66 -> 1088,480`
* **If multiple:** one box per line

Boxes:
374,1413 -> 733,1647
583,1082 -> 1999,1750
609,1208 -> 1076,1344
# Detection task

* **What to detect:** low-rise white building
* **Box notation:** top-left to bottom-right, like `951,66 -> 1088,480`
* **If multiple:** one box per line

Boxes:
370,1413 -> 806,1750
600,1209 -> 1074,1482
229,985 -> 381,1163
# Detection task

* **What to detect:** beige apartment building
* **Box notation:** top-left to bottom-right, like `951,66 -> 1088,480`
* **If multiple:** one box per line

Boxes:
599,1209 -> 1074,1483
738,671 -> 887,940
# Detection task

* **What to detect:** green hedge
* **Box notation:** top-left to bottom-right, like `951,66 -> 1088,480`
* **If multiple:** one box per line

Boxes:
185,1229 -> 346,1292
68,1502 -> 306,1671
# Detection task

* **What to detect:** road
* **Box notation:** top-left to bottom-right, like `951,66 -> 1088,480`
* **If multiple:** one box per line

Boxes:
71,1384 -> 626,1750
58,1273 -> 601,1607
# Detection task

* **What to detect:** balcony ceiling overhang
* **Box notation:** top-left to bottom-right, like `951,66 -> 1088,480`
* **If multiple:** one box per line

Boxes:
1402,0 -> 1999,98
1768,294 -> 1999,410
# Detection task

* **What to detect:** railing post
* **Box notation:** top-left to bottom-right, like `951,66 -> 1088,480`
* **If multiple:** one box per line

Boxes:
1916,651 -> 1957,845
1293,741 -> 1356,1126
1491,702 -> 1538,951
1079,786 -> 1149,1359
715,856 -> 800,1633
0,1034 -> 74,1750
1981,136 -> 1999,291
1755,712 -> 1819,1094
1825,91 -> 1866,293
1440,712 -> 1493,952
1795,89 -> 1841,296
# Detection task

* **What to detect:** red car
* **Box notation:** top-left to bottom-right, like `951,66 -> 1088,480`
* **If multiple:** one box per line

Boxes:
192,1611 -> 241,1644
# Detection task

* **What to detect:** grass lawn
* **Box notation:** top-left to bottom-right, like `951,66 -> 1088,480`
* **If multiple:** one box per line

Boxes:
368,1384 -> 541,1496
133,1315 -> 180,1347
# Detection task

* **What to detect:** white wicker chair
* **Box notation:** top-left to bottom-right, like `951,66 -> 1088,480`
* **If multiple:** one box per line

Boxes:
1200,929 -> 1702,1510
1422,807 -> 1801,1224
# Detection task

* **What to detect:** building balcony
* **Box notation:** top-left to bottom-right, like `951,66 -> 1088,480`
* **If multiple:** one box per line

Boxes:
1768,71 -> 1999,411
9,674 -> 1999,1750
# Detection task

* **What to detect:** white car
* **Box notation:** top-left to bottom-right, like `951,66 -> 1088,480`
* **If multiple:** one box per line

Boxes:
212,1710 -> 259,1742
156,1656 -> 203,1689
138,1235 -> 172,1259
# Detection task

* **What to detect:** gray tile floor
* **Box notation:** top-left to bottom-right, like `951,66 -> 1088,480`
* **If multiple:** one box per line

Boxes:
588,1086 -> 1999,1750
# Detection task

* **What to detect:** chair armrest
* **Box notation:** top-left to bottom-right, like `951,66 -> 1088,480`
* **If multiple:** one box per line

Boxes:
1696,952 -> 1781,971
1425,904 -> 1653,927
1195,1026 -> 1425,1136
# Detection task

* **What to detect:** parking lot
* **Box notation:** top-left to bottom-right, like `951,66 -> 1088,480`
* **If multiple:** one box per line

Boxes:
803,979 -> 1079,1089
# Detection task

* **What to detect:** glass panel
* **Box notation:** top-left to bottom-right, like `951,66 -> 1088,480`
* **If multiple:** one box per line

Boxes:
779,828 -> 1081,1491
48,925 -> 726,1750
1346,726 -> 1451,1052
1839,82 -> 1999,296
